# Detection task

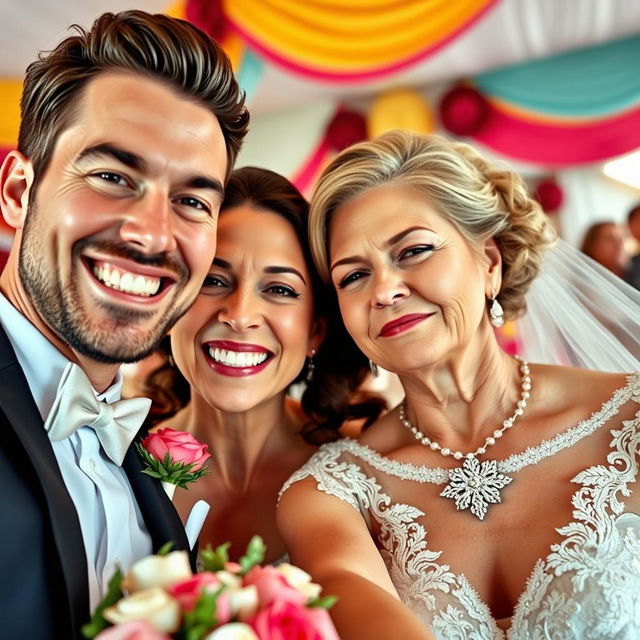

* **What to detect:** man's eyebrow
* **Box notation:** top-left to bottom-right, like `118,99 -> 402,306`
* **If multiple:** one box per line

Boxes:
76,143 -> 146,172
186,175 -> 225,198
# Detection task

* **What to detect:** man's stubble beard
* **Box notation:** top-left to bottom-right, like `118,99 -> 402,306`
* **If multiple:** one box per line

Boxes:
18,200 -> 193,364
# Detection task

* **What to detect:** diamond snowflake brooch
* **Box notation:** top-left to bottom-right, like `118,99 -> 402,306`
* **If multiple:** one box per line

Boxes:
440,456 -> 513,520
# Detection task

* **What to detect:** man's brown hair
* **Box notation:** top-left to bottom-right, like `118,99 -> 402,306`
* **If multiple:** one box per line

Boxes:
18,10 -> 249,190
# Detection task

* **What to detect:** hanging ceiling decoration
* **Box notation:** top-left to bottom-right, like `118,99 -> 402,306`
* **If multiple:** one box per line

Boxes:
220,0 -> 500,82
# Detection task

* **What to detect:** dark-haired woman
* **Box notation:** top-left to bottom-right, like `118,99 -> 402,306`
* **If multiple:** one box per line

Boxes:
144,167 -> 382,563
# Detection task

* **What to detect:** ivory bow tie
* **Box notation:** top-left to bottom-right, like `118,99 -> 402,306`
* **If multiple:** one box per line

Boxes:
44,362 -> 151,466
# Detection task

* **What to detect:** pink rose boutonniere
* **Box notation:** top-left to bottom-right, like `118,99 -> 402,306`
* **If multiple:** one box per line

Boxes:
137,428 -> 211,497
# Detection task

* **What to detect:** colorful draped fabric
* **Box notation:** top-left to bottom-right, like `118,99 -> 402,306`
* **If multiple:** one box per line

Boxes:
468,35 -> 640,165
223,0 -> 500,81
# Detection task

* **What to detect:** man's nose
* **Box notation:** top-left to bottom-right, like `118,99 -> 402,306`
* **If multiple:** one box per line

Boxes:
118,193 -> 177,254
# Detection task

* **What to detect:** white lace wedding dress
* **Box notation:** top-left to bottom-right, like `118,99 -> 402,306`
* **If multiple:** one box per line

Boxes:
280,374 -> 640,639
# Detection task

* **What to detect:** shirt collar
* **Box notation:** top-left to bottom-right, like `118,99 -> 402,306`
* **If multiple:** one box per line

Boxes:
0,292 -> 123,420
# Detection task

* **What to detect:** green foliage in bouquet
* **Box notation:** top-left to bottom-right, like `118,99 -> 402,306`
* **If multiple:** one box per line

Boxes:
178,585 -> 225,640
81,568 -> 124,639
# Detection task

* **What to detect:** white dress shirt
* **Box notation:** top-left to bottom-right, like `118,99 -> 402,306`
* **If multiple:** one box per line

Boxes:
0,293 -> 152,611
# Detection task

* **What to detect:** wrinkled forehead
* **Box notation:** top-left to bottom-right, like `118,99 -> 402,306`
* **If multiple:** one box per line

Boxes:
329,183 -> 461,252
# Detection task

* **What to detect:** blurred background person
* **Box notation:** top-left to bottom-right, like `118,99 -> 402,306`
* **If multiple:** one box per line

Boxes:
627,203 -> 640,289
580,220 -> 630,279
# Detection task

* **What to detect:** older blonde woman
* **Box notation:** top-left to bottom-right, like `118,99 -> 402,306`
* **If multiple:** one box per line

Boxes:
278,132 -> 640,639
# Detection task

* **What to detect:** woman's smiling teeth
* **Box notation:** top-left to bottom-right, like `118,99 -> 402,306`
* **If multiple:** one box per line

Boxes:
92,263 -> 161,297
208,347 -> 269,368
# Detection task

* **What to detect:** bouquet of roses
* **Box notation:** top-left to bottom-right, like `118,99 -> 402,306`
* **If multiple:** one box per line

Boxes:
82,537 -> 339,640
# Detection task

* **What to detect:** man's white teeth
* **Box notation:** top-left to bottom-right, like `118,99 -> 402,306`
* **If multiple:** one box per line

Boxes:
208,347 -> 268,368
92,264 -> 161,297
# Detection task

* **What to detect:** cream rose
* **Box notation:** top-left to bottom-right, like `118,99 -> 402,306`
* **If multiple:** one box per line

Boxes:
276,563 -> 322,600
103,587 -> 181,633
227,585 -> 259,621
124,550 -> 193,592
204,622 -> 259,640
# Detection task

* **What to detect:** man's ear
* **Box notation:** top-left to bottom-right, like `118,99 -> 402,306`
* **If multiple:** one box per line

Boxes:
0,150 -> 34,231
308,315 -> 328,355
483,237 -> 503,294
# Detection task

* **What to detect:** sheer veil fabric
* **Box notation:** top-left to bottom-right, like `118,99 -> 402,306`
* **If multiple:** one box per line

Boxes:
518,239 -> 640,372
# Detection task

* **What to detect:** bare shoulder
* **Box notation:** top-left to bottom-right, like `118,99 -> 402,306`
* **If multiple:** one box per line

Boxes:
527,364 -> 636,429
532,363 -> 631,405
277,475 -> 364,558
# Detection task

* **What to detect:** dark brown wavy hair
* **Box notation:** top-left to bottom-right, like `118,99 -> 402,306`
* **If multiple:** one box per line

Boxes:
143,166 -> 384,443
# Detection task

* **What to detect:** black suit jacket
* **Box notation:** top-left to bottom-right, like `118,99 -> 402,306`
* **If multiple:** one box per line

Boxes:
0,325 -> 191,639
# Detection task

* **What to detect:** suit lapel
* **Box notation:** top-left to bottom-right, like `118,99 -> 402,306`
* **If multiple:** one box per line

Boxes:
0,326 -> 89,637
122,444 -> 193,561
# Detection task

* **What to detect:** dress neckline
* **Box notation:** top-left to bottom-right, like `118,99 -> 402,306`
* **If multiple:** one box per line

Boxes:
329,372 -> 640,484
303,373 -> 640,638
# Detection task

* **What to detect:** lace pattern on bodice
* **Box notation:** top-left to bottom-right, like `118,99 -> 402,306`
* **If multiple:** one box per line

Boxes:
280,374 -> 640,639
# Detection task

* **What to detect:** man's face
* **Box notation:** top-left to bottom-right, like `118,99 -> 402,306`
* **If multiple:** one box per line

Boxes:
18,71 -> 228,363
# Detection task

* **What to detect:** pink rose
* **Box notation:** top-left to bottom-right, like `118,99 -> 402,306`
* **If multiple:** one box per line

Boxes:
143,428 -> 211,470
249,600 -> 339,640
167,572 -> 231,622
243,566 -> 306,608
96,619 -> 171,640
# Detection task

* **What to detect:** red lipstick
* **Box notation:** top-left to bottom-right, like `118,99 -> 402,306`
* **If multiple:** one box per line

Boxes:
203,340 -> 273,377
379,313 -> 433,338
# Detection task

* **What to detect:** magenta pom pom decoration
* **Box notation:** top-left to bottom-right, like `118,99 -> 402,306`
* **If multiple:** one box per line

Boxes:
440,85 -> 490,136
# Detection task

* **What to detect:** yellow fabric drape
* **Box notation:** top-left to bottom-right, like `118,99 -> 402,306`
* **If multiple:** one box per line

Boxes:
164,0 -> 245,71
0,79 -> 22,146
224,0 -> 496,72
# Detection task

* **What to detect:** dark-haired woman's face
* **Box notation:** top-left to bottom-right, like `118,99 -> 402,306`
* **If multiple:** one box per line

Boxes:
170,205 -> 321,412
328,183 -> 495,374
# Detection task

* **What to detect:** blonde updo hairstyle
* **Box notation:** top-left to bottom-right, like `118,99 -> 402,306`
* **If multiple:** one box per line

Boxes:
309,130 -> 556,320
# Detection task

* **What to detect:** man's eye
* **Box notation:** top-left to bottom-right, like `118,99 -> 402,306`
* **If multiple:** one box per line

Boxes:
177,196 -> 209,212
264,284 -> 300,299
337,270 -> 367,289
93,171 -> 128,186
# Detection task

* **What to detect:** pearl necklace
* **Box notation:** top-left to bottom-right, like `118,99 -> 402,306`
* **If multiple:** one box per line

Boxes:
398,358 -> 531,520
399,358 -> 531,461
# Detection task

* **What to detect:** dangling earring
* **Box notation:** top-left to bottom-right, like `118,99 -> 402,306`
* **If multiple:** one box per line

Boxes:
489,288 -> 505,328
167,353 -> 176,367
306,349 -> 316,382
368,359 -> 379,377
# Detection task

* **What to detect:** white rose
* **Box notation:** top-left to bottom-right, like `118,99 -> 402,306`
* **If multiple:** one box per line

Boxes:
103,587 -> 181,633
125,551 -> 193,592
227,585 -> 259,621
215,570 -> 242,590
204,622 -> 259,640
276,563 -> 322,600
